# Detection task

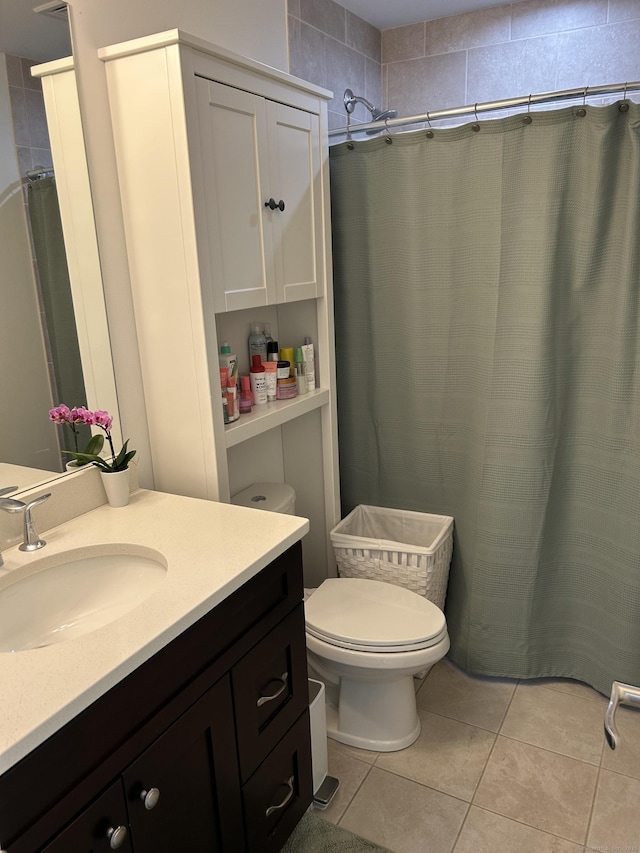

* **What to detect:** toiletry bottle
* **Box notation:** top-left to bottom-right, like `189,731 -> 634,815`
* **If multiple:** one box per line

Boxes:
280,346 -> 295,377
250,354 -> 267,405
239,375 -> 252,413
264,361 -> 277,401
219,341 -> 239,390
219,367 -> 230,424
248,323 -> 267,364
294,347 -> 308,395
302,336 -> 316,391
266,340 -> 280,362
227,374 -> 239,422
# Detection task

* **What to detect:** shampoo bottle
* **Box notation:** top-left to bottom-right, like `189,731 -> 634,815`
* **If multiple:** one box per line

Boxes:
250,355 -> 267,405
248,323 -> 267,364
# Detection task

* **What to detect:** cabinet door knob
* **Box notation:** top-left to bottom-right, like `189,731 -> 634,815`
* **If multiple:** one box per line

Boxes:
257,671 -> 288,707
265,197 -> 285,211
106,825 -> 128,849
265,775 -> 295,817
140,786 -> 161,810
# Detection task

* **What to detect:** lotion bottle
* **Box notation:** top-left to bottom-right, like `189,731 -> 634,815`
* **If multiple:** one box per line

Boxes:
250,355 -> 267,405
302,337 -> 316,391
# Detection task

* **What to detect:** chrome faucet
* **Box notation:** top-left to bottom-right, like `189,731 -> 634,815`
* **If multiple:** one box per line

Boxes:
0,492 -> 52,556
604,681 -> 640,749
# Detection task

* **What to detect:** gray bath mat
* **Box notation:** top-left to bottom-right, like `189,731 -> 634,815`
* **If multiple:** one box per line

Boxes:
282,810 -> 392,852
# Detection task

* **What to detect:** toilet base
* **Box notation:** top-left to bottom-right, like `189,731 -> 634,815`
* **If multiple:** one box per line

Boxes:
324,674 -> 422,752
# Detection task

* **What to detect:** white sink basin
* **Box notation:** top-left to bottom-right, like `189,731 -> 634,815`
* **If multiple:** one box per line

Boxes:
0,546 -> 167,652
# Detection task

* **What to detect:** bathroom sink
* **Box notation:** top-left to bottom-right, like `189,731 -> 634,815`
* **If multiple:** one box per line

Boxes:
0,546 -> 167,652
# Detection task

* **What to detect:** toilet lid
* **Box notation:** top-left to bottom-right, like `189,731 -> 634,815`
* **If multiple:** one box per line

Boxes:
305,578 -> 447,653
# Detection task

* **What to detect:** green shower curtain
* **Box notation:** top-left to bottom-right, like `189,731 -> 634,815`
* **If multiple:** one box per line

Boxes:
27,176 -> 90,453
329,102 -> 640,696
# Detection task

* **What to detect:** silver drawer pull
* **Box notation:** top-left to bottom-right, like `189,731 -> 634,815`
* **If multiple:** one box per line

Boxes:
257,672 -> 288,707
265,775 -> 294,817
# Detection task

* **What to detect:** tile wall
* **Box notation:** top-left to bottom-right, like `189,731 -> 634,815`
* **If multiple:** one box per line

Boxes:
287,0 -> 640,134
287,0 -> 381,131
5,54 -> 51,176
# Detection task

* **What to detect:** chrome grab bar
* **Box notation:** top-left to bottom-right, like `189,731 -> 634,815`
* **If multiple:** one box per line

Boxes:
604,681 -> 640,750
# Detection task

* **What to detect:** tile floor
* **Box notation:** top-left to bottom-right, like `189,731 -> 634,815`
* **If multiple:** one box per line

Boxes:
313,659 -> 640,853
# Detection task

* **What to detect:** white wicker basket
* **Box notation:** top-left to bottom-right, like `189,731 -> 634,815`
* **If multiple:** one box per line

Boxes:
330,505 -> 454,610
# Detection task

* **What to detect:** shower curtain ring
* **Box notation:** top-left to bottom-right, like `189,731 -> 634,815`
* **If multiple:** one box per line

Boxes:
583,86 -> 589,106
425,111 -> 434,138
623,81 -> 628,100
474,103 -> 479,121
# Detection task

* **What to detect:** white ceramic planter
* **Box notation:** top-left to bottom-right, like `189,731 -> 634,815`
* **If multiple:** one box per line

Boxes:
100,469 -> 130,508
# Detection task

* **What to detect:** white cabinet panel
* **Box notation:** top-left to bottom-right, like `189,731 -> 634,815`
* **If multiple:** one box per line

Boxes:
197,80 -> 274,312
267,102 -> 323,304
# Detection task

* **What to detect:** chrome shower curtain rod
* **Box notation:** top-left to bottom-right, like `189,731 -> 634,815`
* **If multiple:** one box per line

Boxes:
328,80 -> 640,139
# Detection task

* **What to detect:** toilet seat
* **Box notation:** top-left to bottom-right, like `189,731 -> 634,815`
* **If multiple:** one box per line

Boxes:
305,578 -> 447,653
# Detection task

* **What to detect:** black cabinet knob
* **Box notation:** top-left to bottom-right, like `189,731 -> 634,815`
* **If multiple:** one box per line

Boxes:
265,197 -> 285,211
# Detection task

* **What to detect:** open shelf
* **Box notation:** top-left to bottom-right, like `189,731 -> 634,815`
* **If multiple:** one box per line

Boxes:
223,387 -> 329,448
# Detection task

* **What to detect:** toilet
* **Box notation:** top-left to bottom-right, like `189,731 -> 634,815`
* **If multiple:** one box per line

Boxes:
231,483 -> 450,752
305,578 -> 449,751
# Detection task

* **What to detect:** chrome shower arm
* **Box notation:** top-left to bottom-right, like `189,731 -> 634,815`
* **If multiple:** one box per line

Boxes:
344,88 -> 375,115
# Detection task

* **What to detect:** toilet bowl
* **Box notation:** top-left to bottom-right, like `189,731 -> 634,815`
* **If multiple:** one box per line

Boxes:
305,577 -> 450,752
230,484 -> 450,752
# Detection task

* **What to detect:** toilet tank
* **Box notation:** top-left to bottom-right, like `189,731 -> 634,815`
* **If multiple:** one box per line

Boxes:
230,482 -> 296,515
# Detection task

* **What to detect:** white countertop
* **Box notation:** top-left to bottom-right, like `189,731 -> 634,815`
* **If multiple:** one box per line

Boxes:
0,488 -> 308,775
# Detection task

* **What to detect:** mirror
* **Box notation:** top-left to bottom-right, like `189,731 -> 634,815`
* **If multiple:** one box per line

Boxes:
0,0 -> 120,494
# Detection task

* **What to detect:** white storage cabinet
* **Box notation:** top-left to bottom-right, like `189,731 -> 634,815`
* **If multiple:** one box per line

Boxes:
99,31 -> 340,583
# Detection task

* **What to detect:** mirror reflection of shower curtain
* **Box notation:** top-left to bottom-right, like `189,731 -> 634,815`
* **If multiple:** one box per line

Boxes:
27,175 -> 90,453
329,102 -> 640,697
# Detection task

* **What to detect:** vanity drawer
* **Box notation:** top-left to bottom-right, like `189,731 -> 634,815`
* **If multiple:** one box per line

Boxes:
232,604 -> 309,781
241,710 -> 312,853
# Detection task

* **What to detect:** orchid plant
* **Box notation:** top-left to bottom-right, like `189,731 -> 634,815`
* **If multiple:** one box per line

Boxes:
49,405 -> 136,473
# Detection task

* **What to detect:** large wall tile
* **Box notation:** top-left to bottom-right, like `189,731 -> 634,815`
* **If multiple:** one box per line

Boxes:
346,11 -> 380,62
382,23 -> 425,64
299,0 -> 345,42
608,0 -> 640,22
387,51 -> 466,116
511,0 -> 607,39
287,0 -> 300,17
291,20 -> 327,89
325,37 -> 366,118
425,5 -> 511,55
556,20 -> 640,88
467,35 -> 558,105
365,57 -> 382,112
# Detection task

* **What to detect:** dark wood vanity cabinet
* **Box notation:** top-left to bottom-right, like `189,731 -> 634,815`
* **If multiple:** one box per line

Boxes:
0,542 -> 312,853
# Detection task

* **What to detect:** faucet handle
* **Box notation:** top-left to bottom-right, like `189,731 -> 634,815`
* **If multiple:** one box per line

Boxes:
19,493 -> 51,553
0,486 -> 19,497
0,497 -> 25,513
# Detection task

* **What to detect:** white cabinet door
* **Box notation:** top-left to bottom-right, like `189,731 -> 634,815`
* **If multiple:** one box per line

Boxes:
197,79 -> 323,312
266,102 -> 324,303
197,78 -> 276,313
